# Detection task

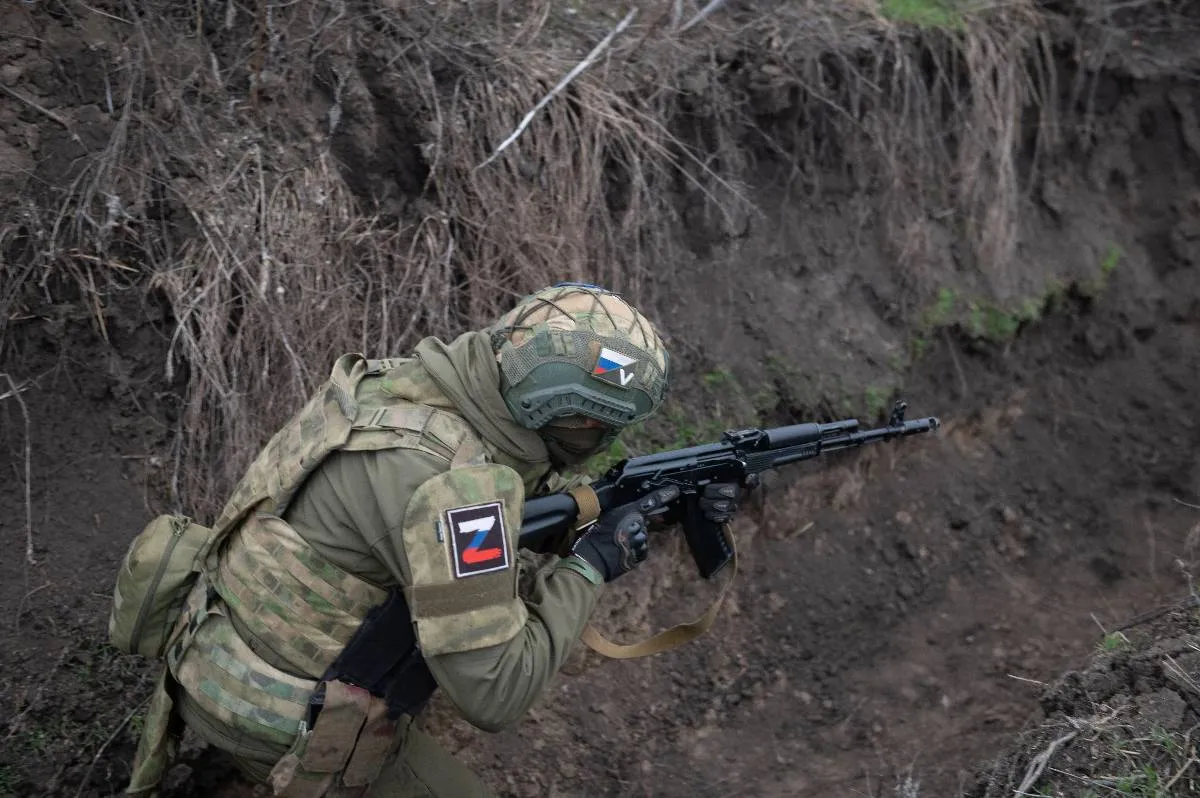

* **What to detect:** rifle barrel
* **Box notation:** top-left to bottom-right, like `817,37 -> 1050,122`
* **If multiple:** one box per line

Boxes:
769,417 -> 938,467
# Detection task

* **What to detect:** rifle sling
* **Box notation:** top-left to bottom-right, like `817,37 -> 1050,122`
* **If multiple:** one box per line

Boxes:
580,525 -> 737,659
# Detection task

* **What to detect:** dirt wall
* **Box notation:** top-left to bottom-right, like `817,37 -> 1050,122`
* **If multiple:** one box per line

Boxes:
2,2 -> 1200,797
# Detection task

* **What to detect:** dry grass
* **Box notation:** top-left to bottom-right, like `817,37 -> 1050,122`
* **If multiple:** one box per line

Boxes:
140,1 -> 692,510
971,695 -> 1200,797
0,0 -> 1140,515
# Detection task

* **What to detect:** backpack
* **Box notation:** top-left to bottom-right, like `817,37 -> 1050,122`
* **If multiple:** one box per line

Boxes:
109,354 -> 380,662
108,514 -> 214,659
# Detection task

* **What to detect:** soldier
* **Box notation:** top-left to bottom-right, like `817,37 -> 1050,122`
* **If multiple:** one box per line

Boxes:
126,283 -> 741,797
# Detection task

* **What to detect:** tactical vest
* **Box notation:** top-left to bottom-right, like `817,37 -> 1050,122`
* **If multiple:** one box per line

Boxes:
129,355 -> 532,797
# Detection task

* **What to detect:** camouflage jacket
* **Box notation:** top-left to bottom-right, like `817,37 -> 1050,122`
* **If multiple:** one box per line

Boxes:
171,344 -> 604,773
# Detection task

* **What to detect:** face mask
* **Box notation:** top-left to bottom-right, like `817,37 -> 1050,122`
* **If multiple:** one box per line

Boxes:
540,419 -> 612,467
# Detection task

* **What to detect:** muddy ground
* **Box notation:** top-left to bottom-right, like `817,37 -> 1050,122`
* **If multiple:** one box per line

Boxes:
3,5 -> 1200,798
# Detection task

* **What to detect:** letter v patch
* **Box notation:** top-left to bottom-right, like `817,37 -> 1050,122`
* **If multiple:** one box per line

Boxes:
592,346 -> 637,390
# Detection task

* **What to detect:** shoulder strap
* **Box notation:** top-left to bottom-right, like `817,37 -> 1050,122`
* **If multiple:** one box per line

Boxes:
200,353 -> 371,574
346,402 -> 489,467
202,356 -> 492,573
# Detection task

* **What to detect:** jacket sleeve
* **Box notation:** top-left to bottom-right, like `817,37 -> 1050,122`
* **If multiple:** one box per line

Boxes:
286,447 -> 605,732
424,554 -> 604,732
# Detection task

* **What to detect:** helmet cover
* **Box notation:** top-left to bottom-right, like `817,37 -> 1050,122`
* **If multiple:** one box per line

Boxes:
488,283 -> 670,434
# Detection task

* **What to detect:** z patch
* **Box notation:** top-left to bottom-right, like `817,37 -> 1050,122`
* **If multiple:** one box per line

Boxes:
446,502 -> 511,578
592,346 -> 637,389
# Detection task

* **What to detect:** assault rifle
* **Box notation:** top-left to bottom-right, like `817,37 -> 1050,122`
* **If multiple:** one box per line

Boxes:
520,401 -> 940,579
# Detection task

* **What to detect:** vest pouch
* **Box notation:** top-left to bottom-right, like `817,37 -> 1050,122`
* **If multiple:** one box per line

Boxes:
268,680 -> 404,798
109,514 -> 214,658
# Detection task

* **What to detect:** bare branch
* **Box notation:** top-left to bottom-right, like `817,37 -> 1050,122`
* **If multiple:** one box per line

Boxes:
72,693 -> 152,798
0,84 -> 84,146
477,8 -> 639,169
670,0 -> 684,30
679,0 -> 729,33
1015,731 -> 1078,795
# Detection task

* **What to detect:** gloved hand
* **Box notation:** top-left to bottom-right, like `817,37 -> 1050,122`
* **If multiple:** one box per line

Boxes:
698,482 -> 741,524
571,486 -> 680,583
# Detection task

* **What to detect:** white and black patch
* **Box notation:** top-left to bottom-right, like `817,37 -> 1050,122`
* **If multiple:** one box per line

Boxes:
446,501 -> 510,579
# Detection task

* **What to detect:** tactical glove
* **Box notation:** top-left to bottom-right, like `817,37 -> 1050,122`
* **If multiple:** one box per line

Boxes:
698,482 -> 740,524
571,486 -> 680,583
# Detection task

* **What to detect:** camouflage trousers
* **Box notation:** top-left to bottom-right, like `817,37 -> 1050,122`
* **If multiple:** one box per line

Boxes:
226,719 -> 496,798
364,725 -> 495,798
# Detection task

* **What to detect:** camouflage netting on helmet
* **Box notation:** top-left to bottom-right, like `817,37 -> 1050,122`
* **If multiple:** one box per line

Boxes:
488,285 -> 669,431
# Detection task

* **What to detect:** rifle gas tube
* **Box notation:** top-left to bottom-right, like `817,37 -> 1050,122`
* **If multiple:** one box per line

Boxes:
521,401 -> 940,579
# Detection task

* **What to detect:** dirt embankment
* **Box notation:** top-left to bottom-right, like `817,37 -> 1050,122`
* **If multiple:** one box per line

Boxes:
968,597 -> 1200,797
2,2 -> 1200,797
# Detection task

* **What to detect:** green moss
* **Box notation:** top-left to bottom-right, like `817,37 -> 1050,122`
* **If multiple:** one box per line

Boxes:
910,334 -> 932,361
1101,243 -> 1123,275
701,368 -> 735,389
923,287 -> 959,328
1019,296 -> 1044,321
1098,631 -> 1133,653
15,728 -> 53,757
763,353 -> 801,383
664,406 -> 700,446
1076,243 -> 1125,297
864,385 -> 892,421
583,429 -> 639,477
964,300 -> 1034,343
917,281 -> 1067,346
751,388 -> 781,416
880,0 -> 970,30
0,765 -> 18,797
887,351 -> 910,373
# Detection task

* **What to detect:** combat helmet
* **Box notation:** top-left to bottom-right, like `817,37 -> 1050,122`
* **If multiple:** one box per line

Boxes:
489,282 -> 670,463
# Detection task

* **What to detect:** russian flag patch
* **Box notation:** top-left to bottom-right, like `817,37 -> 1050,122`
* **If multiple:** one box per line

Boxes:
593,347 -> 637,389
